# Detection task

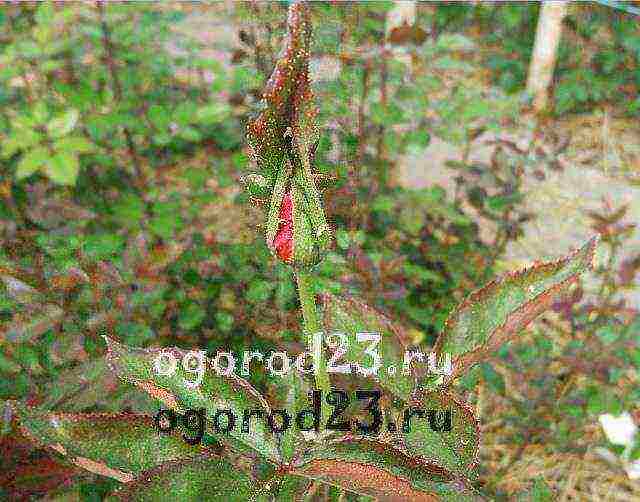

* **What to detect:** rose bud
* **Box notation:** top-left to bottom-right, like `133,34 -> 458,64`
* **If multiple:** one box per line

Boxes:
245,2 -> 330,269
267,176 -> 328,270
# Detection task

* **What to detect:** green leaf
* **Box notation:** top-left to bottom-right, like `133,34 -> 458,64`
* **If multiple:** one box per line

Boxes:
370,102 -> 405,126
15,146 -> 48,180
245,280 -> 274,304
40,359 -> 108,411
178,302 -> 205,331
479,362 -> 505,395
269,473 -> 313,501
111,193 -> 146,228
485,193 -> 523,213
47,109 -> 79,138
42,151 -> 80,186
195,103 -> 231,125
32,101 -> 49,124
149,211 -> 183,240
321,293 -> 416,400
335,229 -> 351,250
2,129 -> 43,159
13,403 -> 201,482
109,453 -> 264,501
520,477 -> 554,501
35,1 -> 54,26
13,343 -> 42,373
291,438 -> 481,501
595,325 -> 619,345
1,136 -> 24,159
179,126 -> 202,142
400,391 -> 480,477
270,370 -> 310,463
83,233 -> 125,260
241,173 -> 272,199
147,104 -> 170,129
104,337 -> 281,462
54,136 -> 95,154
372,195 -> 396,213
404,263 -> 444,284
433,237 -> 598,383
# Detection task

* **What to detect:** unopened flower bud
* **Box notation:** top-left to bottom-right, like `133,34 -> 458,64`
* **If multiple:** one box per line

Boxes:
246,2 -> 330,270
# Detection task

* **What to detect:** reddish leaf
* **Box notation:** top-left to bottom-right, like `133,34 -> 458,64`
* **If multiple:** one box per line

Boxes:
13,402 -> 202,482
290,437 -> 483,501
433,237 -> 598,383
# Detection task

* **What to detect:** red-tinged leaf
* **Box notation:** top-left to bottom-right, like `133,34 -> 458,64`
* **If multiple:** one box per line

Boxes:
321,293 -> 416,399
0,432 -> 80,500
433,237 -> 598,383
12,402 -> 202,482
290,437 -> 483,501
109,452 -> 262,501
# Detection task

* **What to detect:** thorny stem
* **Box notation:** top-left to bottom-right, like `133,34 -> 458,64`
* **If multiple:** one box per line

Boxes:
295,270 -> 331,403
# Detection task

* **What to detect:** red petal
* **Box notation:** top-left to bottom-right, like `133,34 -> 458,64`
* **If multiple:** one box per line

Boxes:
279,192 -> 293,222
273,191 -> 294,263
274,223 -> 293,263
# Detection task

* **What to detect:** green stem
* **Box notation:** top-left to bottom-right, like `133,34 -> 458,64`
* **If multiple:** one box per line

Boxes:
295,270 -> 331,398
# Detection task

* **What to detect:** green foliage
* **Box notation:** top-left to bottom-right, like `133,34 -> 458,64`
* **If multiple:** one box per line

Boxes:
1,2 -> 637,500
11,237 -> 596,500
104,337 -> 281,462
14,403 -> 201,478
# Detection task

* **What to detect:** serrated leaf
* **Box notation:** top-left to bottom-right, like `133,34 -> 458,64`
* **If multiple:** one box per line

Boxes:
54,136 -> 95,154
399,391 -> 480,476
291,438 -> 482,501
321,294 -> 415,400
42,151 -> 80,186
109,452 -> 264,501
13,403 -> 201,482
434,237 -> 598,383
15,146 -> 48,180
104,337 -> 281,462
47,109 -> 79,138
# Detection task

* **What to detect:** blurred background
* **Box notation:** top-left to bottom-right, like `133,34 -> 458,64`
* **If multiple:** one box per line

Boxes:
0,1 -> 639,500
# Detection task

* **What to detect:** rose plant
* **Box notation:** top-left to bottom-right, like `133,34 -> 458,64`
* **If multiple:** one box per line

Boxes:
10,3 -> 598,500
